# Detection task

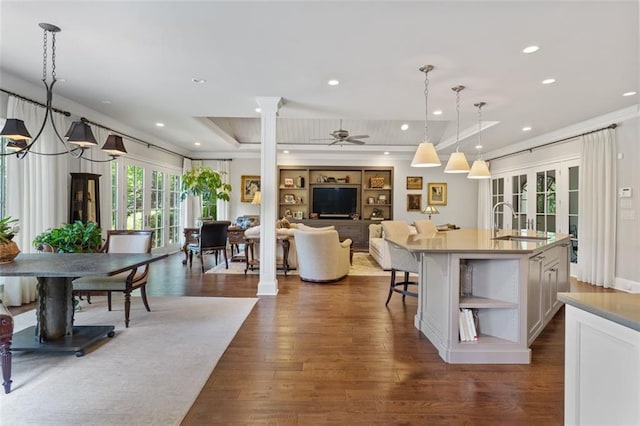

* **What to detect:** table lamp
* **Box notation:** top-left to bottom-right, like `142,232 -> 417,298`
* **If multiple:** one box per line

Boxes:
422,205 -> 440,220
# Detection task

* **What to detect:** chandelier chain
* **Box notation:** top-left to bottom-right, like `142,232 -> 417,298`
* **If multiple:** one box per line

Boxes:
455,88 -> 460,151
42,29 -> 48,82
423,70 -> 429,141
477,102 -> 482,147
51,32 -> 57,80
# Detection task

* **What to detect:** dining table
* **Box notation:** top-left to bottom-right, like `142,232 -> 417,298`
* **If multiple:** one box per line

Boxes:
0,252 -> 167,357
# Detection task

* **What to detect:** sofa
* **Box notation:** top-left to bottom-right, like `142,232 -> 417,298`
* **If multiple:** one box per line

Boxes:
368,222 -> 417,270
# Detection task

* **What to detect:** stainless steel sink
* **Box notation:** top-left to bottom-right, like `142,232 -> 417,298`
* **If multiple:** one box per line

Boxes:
492,234 -> 549,242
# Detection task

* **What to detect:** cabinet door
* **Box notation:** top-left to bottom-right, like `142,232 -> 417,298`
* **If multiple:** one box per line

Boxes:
543,259 -> 560,321
527,254 -> 545,340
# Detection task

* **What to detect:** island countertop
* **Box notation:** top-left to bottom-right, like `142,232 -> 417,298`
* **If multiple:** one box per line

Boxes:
558,292 -> 640,332
385,228 -> 571,254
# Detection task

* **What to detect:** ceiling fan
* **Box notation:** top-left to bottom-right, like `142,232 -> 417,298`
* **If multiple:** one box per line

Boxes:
312,120 -> 369,145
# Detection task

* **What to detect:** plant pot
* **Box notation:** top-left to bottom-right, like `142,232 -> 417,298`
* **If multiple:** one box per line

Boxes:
0,241 -> 20,263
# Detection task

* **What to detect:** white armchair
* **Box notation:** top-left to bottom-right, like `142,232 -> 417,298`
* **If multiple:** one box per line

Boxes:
293,229 -> 352,282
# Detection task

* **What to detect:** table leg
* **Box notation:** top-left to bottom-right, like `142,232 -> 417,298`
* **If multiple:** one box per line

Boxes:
281,239 -> 290,276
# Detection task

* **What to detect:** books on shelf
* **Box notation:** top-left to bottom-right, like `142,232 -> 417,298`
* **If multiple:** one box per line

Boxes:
459,308 -> 478,342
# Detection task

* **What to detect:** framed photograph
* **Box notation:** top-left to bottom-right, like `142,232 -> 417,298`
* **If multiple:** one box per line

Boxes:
283,194 -> 296,204
283,178 -> 294,187
406,176 -> 423,190
428,182 -> 447,206
407,194 -> 422,211
241,175 -> 261,203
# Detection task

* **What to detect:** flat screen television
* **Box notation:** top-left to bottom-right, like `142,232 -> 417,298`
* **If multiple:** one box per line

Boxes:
312,187 -> 357,218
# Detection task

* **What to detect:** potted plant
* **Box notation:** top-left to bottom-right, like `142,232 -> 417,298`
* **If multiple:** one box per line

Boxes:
0,216 -> 20,263
33,221 -> 103,253
181,165 -> 232,220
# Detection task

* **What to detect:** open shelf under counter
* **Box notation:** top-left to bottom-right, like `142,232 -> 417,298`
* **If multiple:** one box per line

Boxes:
459,296 -> 518,309
458,333 -> 520,345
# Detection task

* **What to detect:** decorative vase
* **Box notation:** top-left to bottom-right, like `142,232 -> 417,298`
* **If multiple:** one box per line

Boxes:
0,241 -> 20,263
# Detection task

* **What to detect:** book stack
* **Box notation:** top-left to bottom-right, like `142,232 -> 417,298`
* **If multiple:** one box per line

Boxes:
458,308 -> 478,342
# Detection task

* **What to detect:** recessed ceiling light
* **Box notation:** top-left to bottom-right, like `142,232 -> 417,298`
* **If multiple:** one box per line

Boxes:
328,79 -> 340,86
155,122 -> 165,127
475,145 -> 483,150
623,91 -> 637,97
191,77 -> 206,84
432,110 -> 443,116
255,108 -> 261,113
283,150 -> 289,154
194,142 -> 201,146
522,45 -> 540,54
400,123 -> 409,131
542,78 -> 556,85
383,152 -> 390,155
522,126 -> 532,132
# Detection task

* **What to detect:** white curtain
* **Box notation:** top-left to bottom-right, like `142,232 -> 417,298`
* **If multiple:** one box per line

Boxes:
476,177 -> 492,229
577,128 -> 617,287
4,96 -> 72,305
213,159 -> 231,221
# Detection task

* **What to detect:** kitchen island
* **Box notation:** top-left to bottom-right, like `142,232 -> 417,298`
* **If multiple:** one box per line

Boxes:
386,228 -> 571,364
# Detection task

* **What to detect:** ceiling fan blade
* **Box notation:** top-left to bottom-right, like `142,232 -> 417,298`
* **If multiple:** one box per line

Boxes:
310,138 -> 336,141
345,138 -> 366,145
347,134 -> 369,139
328,140 -> 340,146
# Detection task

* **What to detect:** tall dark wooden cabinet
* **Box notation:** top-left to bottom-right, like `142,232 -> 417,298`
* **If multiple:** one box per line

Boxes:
69,173 -> 101,224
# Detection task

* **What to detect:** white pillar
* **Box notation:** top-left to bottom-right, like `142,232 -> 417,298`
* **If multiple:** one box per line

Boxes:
256,96 -> 282,296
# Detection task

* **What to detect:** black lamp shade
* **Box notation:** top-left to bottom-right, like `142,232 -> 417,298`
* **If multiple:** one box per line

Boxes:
101,134 -> 127,156
65,121 -> 98,147
0,119 -> 32,140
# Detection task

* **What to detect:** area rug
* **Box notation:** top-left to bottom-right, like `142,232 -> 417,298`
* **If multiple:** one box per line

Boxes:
1,295 -> 258,426
206,252 -> 391,276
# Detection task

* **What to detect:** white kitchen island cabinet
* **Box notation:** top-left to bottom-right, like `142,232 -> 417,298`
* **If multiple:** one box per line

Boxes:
386,228 -> 571,364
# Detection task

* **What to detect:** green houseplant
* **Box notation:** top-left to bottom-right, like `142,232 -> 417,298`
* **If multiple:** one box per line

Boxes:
180,165 -> 232,219
33,221 -> 103,253
0,216 -> 20,263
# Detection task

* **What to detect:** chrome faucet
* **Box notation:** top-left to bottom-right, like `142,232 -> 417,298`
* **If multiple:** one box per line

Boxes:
491,201 -> 517,236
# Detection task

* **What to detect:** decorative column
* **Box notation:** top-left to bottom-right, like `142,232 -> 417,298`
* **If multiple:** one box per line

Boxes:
256,96 -> 282,296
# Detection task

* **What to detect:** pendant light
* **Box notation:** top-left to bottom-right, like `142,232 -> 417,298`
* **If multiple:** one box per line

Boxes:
411,65 -> 441,167
444,85 -> 470,173
468,102 -> 492,179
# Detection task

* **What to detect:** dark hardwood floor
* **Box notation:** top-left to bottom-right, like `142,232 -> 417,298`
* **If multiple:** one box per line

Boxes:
9,252 -> 617,425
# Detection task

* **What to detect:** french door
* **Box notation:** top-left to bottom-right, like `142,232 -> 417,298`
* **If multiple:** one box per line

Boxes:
111,159 -> 182,254
493,158 -> 580,275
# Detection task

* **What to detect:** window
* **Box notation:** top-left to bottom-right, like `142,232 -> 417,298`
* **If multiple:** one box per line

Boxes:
491,177 -> 505,228
149,170 -> 165,249
511,173 -> 527,229
536,170 -> 556,232
126,164 -> 145,229
168,174 -> 181,245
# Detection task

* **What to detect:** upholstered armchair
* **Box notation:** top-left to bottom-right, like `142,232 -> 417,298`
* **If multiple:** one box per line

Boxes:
243,220 -> 299,268
293,229 -> 352,282
413,219 -> 437,237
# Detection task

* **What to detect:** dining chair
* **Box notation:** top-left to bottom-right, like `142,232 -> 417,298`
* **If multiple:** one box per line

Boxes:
189,221 -> 231,272
382,221 -> 419,305
72,230 -> 153,328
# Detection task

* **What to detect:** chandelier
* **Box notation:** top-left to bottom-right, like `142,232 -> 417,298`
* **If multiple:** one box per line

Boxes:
0,23 -> 126,161
467,102 -> 491,179
444,85 -> 470,173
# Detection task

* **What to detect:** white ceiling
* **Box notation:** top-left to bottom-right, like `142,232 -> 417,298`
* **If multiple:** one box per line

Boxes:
1,1 -> 638,159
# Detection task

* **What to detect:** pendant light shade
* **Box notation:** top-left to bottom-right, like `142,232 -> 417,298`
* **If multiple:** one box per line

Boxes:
468,159 -> 491,178
467,101 -> 491,179
411,142 -> 441,167
444,85 -> 470,173
101,134 -> 128,156
0,119 -> 31,140
411,65 -> 441,168
65,121 -> 98,147
444,151 -> 470,173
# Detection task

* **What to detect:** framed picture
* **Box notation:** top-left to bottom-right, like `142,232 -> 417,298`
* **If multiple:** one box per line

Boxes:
283,178 -> 294,187
241,175 -> 261,203
406,176 -> 423,190
283,194 -> 296,204
428,182 -> 447,205
407,194 -> 422,211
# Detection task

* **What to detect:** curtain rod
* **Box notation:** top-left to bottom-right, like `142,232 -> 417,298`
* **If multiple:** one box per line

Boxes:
487,123 -> 617,162
1,87 -> 190,160
1,88 -> 71,117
